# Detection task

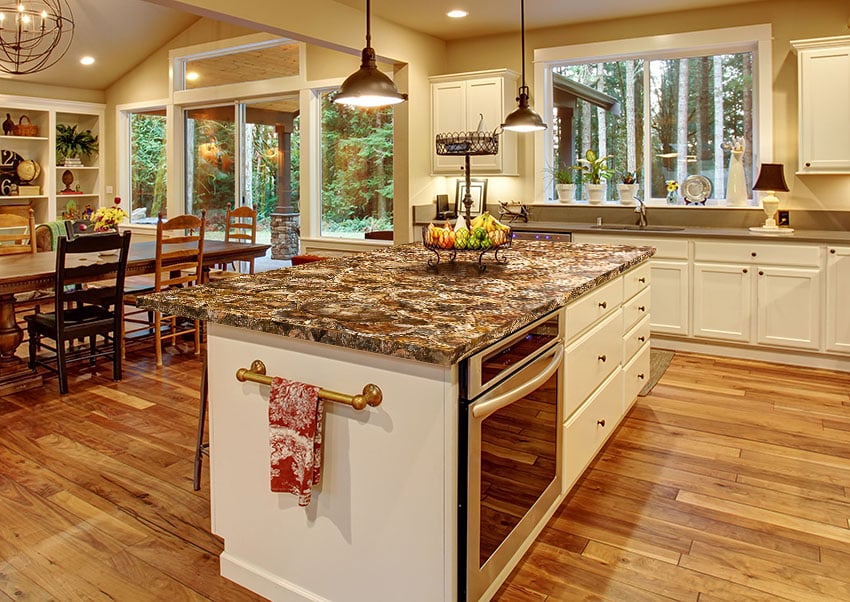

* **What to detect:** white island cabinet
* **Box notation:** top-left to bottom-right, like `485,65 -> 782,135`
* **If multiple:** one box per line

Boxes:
138,241 -> 653,601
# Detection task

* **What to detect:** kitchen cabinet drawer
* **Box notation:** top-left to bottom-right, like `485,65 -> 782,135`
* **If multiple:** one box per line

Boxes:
564,308 -> 623,418
694,241 -> 822,267
563,369 -> 623,492
573,234 -> 689,260
623,262 -> 650,300
623,286 -> 650,332
623,315 -> 651,363
623,342 -> 650,410
565,276 -> 623,343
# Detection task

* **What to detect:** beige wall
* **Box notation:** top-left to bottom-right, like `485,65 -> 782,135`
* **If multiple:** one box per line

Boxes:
444,0 -> 850,212
108,0 -> 447,242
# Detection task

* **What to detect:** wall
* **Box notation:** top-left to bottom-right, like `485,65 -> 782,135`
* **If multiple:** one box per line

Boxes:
107,0 -> 447,243
444,0 -> 850,215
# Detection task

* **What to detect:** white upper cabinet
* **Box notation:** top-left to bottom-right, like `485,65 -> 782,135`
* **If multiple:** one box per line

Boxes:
430,69 -> 518,175
792,36 -> 850,173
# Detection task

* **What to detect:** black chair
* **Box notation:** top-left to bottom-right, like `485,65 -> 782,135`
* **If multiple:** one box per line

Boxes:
25,231 -> 132,394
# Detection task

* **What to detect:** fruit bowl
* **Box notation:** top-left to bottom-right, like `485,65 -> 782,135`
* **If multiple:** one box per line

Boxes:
422,212 -> 512,271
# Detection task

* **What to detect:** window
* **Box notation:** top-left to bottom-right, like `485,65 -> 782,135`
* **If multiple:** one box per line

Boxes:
184,105 -> 236,226
537,25 -> 772,206
319,90 -> 394,238
127,108 -> 167,223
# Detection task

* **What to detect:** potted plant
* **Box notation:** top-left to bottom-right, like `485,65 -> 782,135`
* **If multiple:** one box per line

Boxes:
546,162 -> 577,203
56,123 -> 99,167
575,150 -> 614,204
617,170 -> 639,205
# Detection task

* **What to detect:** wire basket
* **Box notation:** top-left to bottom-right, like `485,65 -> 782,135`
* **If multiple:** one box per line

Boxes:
435,131 -> 499,156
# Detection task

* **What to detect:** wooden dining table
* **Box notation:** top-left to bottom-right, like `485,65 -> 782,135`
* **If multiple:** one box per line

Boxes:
0,239 -> 271,395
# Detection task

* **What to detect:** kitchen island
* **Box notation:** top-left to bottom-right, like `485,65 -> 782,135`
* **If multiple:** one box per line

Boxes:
140,240 -> 653,602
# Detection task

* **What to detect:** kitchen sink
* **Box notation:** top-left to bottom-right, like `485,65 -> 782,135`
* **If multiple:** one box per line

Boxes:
590,224 -> 686,232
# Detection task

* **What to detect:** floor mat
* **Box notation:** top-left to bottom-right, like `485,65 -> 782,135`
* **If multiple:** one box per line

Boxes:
639,348 -> 674,396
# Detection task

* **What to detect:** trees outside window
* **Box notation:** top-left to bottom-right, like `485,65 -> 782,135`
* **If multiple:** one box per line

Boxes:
545,27 -> 765,206
129,109 -> 166,222
320,91 -> 393,238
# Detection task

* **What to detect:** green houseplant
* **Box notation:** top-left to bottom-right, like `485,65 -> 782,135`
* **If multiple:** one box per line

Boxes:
617,169 -> 639,205
546,161 -> 578,203
56,124 -> 99,166
575,150 -> 614,204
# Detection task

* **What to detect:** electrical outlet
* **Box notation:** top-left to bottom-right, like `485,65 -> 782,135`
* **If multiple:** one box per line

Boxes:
777,210 -> 790,226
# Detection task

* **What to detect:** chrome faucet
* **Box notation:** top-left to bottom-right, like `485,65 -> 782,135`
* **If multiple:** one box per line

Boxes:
634,197 -> 648,228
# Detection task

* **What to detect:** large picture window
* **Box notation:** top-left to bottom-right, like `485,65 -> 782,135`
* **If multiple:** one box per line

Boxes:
128,108 -> 167,223
319,90 -> 394,238
538,25 -> 772,206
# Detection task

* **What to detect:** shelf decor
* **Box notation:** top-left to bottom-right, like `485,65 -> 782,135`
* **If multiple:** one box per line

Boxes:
55,123 -> 98,166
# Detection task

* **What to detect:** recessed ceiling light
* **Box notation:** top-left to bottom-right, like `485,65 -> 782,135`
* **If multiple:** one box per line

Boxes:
80,56 -> 95,66
186,71 -> 200,81
447,9 -> 468,18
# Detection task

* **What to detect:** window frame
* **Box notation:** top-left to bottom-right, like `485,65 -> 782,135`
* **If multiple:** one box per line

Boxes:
532,24 -> 774,205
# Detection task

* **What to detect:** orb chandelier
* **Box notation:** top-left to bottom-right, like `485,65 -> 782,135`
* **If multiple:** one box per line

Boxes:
0,0 -> 74,75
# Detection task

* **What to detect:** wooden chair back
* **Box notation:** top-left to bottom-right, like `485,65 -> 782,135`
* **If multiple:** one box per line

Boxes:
223,205 -> 257,274
0,207 -> 36,255
154,211 -> 206,292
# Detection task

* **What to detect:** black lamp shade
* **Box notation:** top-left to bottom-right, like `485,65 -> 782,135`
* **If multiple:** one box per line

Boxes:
334,47 -> 407,108
502,93 -> 547,132
752,163 -> 789,192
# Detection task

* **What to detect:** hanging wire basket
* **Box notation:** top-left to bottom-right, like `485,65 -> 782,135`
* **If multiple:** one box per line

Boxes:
435,131 -> 499,156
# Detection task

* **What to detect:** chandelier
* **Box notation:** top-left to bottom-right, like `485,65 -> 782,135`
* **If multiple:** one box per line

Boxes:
0,0 -> 74,75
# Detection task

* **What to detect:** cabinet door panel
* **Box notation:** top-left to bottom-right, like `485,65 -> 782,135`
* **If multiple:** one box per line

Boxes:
757,266 -> 821,350
465,77 -> 502,172
649,260 -> 689,336
798,46 -> 850,171
431,82 -> 466,173
693,263 -> 751,342
826,247 -> 850,353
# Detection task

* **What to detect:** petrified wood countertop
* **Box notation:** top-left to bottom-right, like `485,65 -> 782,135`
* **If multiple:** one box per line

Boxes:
138,241 -> 653,365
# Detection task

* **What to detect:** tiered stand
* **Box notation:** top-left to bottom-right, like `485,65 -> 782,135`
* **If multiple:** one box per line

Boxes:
428,131 -> 510,271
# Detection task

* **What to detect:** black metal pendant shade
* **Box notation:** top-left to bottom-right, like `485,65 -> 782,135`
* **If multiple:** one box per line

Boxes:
334,0 -> 407,108
501,0 -> 546,132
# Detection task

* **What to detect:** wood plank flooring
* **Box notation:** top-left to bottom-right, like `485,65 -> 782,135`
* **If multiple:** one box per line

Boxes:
0,347 -> 848,601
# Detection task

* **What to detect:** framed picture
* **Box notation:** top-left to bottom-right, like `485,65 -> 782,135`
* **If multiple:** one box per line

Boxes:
455,178 -> 488,215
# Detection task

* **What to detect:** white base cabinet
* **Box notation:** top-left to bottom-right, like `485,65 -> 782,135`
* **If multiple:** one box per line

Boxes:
826,246 -> 850,353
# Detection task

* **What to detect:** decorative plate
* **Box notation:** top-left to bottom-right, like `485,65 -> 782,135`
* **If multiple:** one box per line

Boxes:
682,175 -> 712,205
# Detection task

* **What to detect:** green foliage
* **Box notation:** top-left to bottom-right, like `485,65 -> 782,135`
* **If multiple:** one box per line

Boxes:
56,123 -> 99,160
620,170 -> 637,184
320,92 -> 394,234
130,113 -> 167,219
546,162 -> 576,184
575,149 -> 614,184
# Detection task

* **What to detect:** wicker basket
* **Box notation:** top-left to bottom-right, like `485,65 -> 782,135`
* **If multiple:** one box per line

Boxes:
13,115 -> 38,137
435,131 -> 499,156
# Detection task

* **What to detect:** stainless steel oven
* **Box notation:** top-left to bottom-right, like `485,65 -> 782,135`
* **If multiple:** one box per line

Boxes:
459,310 -> 564,601
511,230 -> 572,243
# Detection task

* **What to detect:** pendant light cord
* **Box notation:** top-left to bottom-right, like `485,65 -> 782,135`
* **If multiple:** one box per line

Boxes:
365,0 -> 372,50
520,0 -> 526,88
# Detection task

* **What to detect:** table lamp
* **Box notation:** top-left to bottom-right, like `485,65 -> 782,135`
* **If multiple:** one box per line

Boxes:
749,163 -> 792,233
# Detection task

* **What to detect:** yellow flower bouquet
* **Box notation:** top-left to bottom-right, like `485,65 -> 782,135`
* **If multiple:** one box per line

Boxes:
92,203 -> 127,232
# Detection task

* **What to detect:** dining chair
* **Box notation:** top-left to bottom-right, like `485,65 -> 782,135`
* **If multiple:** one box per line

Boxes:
0,207 -> 36,255
123,212 -> 205,367
208,205 -> 257,280
25,231 -> 132,394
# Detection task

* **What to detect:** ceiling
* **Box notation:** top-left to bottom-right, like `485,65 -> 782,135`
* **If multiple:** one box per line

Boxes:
2,0 -> 762,91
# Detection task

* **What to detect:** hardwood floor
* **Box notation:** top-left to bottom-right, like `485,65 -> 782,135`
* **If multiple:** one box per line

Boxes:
0,348 -> 848,601
496,352 -> 850,601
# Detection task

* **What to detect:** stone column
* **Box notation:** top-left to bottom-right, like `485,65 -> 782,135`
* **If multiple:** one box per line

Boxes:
270,117 -> 300,260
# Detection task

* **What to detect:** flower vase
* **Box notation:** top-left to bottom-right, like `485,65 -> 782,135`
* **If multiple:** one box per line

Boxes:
726,149 -> 747,206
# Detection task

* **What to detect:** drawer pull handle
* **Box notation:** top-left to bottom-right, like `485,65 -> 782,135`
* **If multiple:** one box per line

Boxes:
638,373 -> 646,380
759,270 -> 764,276
638,305 -> 646,312
743,268 -> 748,273
598,301 -> 607,309
638,277 -> 646,283
638,336 -> 645,342
751,252 -> 757,257
597,419 -> 606,427
598,354 -> 607,362
830,248 -> 836,254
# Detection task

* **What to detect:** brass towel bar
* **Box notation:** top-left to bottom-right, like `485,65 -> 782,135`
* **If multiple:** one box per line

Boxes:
236,360 -> 383,410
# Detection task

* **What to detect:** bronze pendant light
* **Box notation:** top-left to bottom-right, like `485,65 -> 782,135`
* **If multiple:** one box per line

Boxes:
0,0 -> 74,75
334,0 -> 407,108
501,0 -> 546,132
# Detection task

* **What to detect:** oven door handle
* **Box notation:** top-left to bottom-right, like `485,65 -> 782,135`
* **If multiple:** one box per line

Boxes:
471,344 -> 563,420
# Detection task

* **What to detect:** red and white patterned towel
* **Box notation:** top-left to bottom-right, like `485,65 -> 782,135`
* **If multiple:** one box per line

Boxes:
268,377 -> 324,506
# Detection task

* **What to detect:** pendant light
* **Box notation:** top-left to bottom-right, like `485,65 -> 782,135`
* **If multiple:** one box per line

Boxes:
501,0 -> 546,132
0,0 -> 74,75
334,0 -> 407,108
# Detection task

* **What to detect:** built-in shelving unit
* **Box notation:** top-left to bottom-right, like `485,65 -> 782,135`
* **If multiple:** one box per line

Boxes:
0,95 -> 104,224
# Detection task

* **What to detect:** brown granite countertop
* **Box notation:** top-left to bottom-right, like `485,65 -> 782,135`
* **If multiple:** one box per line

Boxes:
138,240 -> 653,365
